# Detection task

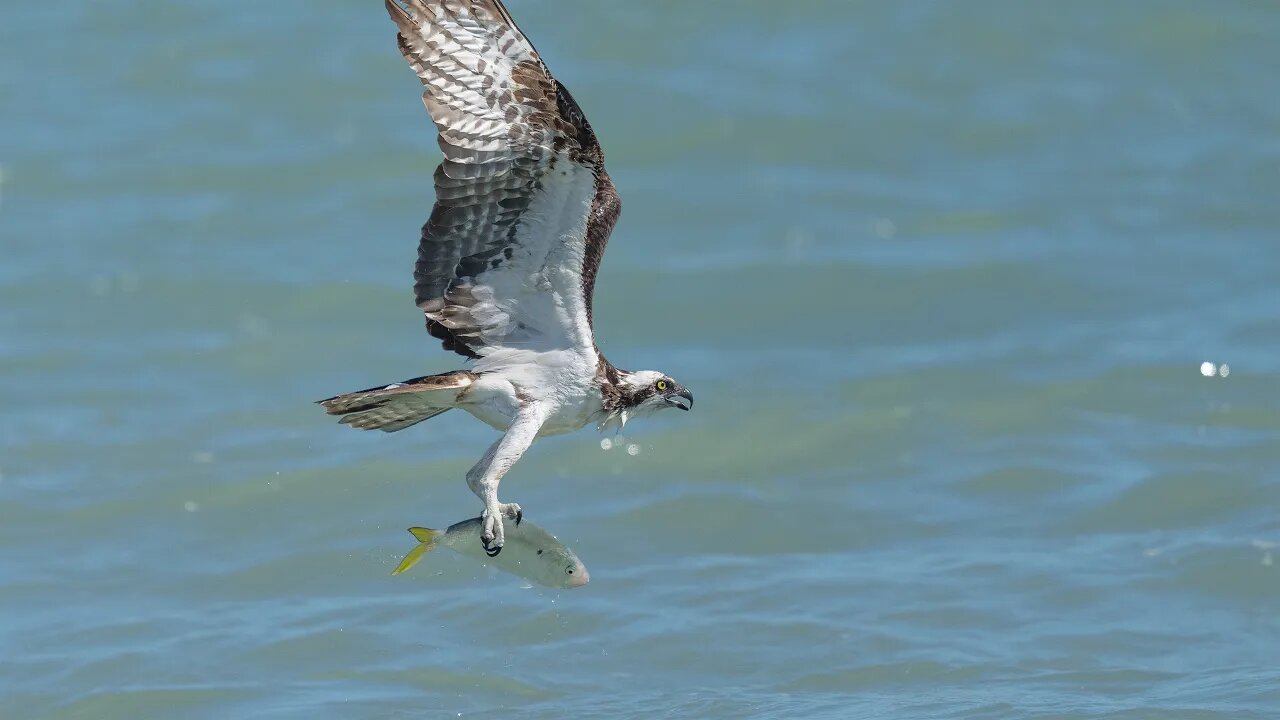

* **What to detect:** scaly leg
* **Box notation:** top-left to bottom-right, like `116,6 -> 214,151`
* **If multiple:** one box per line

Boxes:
465,404 -> 545,556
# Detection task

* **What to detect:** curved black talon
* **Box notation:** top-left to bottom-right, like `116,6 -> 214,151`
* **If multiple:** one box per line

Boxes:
514,509 -> 523,526
481,535 -> 502,557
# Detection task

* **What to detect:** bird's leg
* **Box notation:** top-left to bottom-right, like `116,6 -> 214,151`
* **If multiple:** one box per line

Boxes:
465,450 -> 523,557
465,405 -> 544,556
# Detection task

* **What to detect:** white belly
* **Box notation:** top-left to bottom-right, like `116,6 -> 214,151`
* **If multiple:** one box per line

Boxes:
458,362 -> 602,437
459,373 -> 523,431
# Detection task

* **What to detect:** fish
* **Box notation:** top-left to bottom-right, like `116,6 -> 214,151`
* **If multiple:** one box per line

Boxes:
392,517 -> 590,589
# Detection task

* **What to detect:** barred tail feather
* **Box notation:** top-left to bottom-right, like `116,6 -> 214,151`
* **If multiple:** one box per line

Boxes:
345,406 -> 450,433
317,370 -> 475,433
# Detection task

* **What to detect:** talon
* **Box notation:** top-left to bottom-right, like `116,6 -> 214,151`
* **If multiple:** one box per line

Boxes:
480,503 -> 512,555
515,509 -> 523,526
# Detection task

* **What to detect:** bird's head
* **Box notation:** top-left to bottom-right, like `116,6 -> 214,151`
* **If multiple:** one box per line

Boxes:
617,370 -> 694,416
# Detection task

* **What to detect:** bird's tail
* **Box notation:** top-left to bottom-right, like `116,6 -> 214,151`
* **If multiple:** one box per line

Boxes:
317,370 -> 475,433
392,527 -> 441,575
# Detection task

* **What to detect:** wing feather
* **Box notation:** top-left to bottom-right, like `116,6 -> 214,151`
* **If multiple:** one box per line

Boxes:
384,0 -> 618,359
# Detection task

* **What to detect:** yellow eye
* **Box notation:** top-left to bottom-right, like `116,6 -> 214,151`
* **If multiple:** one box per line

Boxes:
655,380 -> 668,392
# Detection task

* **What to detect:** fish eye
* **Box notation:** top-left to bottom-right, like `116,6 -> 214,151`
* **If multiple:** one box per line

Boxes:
655,379 -> 668,392
566,566 -> 575,575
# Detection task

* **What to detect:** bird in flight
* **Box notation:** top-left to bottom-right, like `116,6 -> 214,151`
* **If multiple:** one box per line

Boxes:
319,0 -> 693,555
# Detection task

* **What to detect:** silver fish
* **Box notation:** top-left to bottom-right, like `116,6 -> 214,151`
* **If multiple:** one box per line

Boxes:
392,517 -> 589,589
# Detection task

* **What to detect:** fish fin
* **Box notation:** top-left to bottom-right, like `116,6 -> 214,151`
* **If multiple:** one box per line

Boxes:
391,527 -> 440,576
407,527 -> 438,543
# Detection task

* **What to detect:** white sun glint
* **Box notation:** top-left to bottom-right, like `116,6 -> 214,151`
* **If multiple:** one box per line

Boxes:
873,217 -> 897,240
1200,361 -> 1231,378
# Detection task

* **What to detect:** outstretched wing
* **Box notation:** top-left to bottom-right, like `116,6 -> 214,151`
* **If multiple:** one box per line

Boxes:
385,0 -> 621,360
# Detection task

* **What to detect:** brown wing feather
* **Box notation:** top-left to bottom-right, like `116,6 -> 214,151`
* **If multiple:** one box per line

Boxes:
384,0 -> 618,359
581,172 -> 620,330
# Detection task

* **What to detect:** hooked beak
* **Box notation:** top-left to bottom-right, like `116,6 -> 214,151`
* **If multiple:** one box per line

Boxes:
667,388 -> 693,411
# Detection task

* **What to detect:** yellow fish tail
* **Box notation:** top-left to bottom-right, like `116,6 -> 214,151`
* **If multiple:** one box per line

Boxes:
391,527 -> 440,576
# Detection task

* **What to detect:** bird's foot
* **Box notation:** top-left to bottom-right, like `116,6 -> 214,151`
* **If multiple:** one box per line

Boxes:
480,502 -> 523,556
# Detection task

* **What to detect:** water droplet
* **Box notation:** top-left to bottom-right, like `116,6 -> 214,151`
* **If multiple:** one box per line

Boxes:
117,272 -> 139,294
237,313 -> 270,338
626,443 -> 641,456
183,501 -> 199,512
1199,362 -> 1216,377
873,218 -> 897,239
1218,364 -> 1230,378
784,227 -> 813,254
89,275 -> 112,296
599,438 -> 613,450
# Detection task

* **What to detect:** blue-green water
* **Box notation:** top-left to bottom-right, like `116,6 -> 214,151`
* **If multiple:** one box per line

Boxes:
3,2 -> 1279,718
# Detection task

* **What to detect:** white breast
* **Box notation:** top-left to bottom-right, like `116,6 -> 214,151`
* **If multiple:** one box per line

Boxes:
460,349 -> 602,435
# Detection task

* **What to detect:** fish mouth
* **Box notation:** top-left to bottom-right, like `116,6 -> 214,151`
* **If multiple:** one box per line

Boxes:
567,566 -> 590,587
666,389 -> 693,411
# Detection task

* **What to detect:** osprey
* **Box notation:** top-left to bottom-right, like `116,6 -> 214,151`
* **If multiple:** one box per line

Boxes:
319,0 -> 693,555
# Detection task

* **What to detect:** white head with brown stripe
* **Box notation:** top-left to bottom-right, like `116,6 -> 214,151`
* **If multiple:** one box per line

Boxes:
598,368 -> 693,431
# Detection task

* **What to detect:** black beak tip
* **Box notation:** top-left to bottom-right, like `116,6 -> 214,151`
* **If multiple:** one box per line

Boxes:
677,389 -> 693,411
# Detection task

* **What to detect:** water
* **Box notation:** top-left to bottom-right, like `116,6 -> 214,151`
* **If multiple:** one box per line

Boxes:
3,1 -> 1278,717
